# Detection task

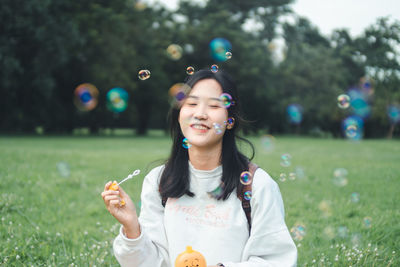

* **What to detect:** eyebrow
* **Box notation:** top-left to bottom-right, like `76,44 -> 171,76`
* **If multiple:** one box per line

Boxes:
187,95 -> 222,102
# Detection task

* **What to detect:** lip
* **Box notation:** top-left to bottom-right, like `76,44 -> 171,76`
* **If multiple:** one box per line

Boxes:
190,123 -> 210,132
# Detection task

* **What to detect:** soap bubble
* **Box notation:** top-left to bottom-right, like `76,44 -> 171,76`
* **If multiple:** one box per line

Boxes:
166,44 -> 183,60
260,135 -> 275,152
333,168 -> 348,187
169,83 -> 191,106
337,226 -> 348,238
337,94 -> 350,109
209,38 -> 232,62
279,173 -> 287,182
74,83 -> 99,111
363,217 -> 372,228
342,115 -> 364,140
287,104 -> 303,124
208,183 -> 224,199
323,226 -> 335,240
387,105 -> 400,124
213,122 -> 223,135
186,66 -> 195,75
138,69 -> 151,80
56,161 -> 70,178
240,171 -> 252,185
290,224 -> 306,241
289,172 -> 296,181
220,93 -> 233,108
210,64 -> 219,73
351,192 -> 360,203
225,51 -> 232,59
106,88 -> 129,113
182,138 -> 191,149
280,154 -> 292,167
244,191 -> 252,201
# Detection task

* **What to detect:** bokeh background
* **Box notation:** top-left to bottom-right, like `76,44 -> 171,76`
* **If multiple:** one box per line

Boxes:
1,0 -> 399,266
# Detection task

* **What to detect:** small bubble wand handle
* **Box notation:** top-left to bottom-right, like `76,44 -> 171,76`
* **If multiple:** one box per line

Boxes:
118,169 -> 141,185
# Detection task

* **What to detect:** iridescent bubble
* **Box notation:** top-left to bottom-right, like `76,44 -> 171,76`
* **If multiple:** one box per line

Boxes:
240,171 -> 252,185
279,173 -> 287,182
348,89 -> 371,118
106,88 -> 129,113
220,93 -> 232,108
337,226 -> 348,238
210,64 -> 219,73
138,69 -> 151,80
351,192 -> 360,203
289,172 -> 296,181
290,224 -> 306,241
295,166 -> 306,179
351,233 -> 362,246
208,183 -> 224,199
342,115 -> 364,140
244,191 -> 252,201
213,122 -> 223,135
166,44 -> 183,60
363,217 -> 372,228
209,38 -> 232,62
73,83 -> 99,111
182,138 -> 191,149
56,161 -> 70,178
169,83 -> 191,107
280,153 -> 292,167
337,94 -> 350,109
287,104 -> 303,124
333,168 -> 348,187
225,117 -> 235,127
186,66 -> 195,75
319,200 -> 332,217
360,76 -> 374,96
323,226 -> 335,240
260,135 -> 275,152
225,51 -> 232,59
387,105 -> 400,124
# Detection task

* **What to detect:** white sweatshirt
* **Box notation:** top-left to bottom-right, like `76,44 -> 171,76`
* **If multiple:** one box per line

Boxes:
113,162 -> 297,267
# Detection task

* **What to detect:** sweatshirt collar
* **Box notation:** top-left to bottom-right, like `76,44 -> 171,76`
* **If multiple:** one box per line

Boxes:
188,161 -> 222,179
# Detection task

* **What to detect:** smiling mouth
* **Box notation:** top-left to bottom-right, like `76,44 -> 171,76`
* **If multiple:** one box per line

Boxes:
190,123 -> 210,130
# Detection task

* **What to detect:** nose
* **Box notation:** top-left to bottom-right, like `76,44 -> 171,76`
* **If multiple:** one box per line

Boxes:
193,103 -> 208,120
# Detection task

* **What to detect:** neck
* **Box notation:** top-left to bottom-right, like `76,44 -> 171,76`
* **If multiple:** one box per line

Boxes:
188,143 -> 222,170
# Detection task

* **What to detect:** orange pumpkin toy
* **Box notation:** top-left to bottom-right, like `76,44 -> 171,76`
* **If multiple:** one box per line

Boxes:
109,182 -> 125,206
175,246 -> 207,267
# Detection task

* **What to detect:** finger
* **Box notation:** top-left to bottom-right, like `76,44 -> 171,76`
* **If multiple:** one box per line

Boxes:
104,181 -> 112,191
104,195 -> 120,203
109,199 -> 120,206
101,190 -> 119,200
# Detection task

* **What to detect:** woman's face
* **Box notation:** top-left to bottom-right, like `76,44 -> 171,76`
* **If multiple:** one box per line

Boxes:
179,78 -> 229,149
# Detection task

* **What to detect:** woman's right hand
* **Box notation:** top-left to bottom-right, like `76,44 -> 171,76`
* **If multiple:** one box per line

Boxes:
101,181 -> 140,238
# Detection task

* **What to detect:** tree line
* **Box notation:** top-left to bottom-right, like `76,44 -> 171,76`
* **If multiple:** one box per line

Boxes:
1,0 -> 399,137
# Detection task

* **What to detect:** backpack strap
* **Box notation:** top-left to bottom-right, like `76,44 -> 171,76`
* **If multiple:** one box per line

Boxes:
238,162 -> 259,233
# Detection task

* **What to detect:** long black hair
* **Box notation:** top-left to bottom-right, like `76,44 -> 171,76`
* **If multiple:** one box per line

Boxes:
159,69 -> 255,201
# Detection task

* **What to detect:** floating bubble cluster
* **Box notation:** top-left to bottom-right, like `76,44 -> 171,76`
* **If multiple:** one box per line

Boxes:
287,104 -> 303,124
210,64 -> 219,73
213,122 -> 223,135
138,69 -> 151,80
333,168 -> 348,187
387,105 -> 400,124
220,93 -> 233,108
56,161 -> 70,178
106,88 -> 129,113
260,135 -> 275,152
342,115 -> 364,140
182,137 -> 191,149
225,51 -> 232,59
243,190 -> 252,201
166,44 -> 183,60
73,83 -> 99,111
280,153 -> 292,167
337,94 -> 350,109
209,38 -> 232,62
290,224 -> 306,241
186,66 -> 195,75
240,171 -> 252,185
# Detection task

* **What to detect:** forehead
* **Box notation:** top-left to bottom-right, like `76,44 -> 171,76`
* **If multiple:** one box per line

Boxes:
189,78 -> 223,98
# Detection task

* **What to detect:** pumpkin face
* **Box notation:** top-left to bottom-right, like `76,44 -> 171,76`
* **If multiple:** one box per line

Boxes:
175,246 -> 207,267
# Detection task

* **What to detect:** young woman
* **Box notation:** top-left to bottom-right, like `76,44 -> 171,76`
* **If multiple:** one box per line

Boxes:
102,69 -> 297,267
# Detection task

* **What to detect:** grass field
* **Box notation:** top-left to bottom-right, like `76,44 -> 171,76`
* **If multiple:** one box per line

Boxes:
0,134 -> 399,266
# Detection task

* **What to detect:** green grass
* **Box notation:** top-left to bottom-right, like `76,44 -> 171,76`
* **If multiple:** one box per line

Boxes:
0,135 -> 399,266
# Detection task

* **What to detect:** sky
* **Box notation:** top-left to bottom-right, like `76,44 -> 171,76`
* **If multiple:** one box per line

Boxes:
145,0 -> 400,37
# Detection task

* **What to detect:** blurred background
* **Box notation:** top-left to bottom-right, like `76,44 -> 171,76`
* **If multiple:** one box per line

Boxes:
1,0 -> 400,139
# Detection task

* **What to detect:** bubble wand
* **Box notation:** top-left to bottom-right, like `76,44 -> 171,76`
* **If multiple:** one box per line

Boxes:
110,169 -> 141,206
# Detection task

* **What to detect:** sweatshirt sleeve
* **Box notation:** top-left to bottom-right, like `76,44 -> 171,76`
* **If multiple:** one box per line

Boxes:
222,168 -> 297,267
113,165 -> 169,267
